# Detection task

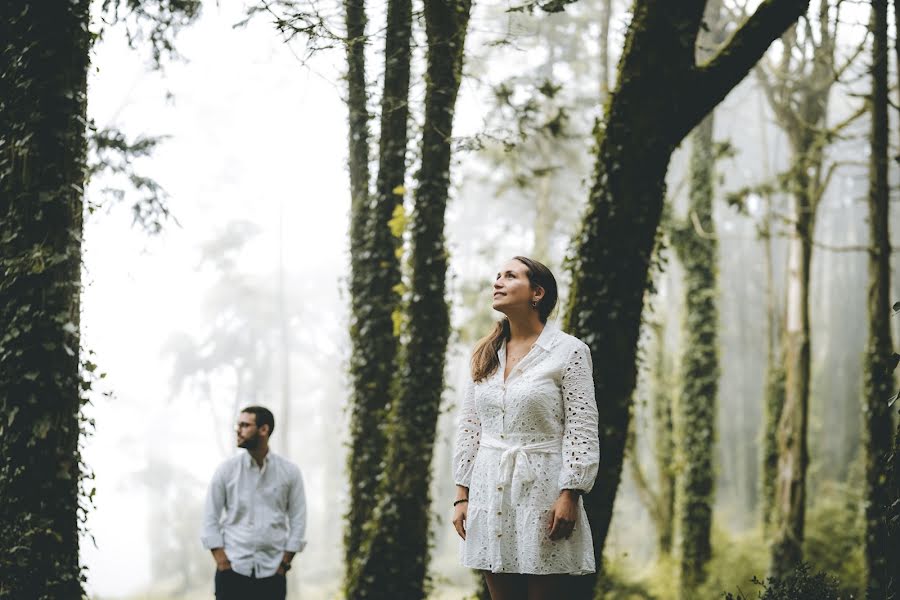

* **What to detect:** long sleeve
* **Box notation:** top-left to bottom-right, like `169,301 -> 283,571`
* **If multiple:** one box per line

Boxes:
201,464 -> 227,549
558,340 -> 600,492
453,378 -> 481,486
285,465 -> 308,553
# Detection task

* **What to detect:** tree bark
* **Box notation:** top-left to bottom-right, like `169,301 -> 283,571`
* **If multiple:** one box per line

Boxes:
343,0 -> 411,584
862,1 -> 893,595
761,195 -> 786,533
347,1 -> 472,597
0,1 -> 91,596
562,2 -> 810,596
673,109 -> 720,598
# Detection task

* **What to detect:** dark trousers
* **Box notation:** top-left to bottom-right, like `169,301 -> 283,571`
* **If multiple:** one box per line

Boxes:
214,568 -> 286,600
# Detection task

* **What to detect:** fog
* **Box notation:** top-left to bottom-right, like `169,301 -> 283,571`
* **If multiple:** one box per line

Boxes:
77,0 -> 892,598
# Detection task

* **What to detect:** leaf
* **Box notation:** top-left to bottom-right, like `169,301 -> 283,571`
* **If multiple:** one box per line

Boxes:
391,184 -> 406,196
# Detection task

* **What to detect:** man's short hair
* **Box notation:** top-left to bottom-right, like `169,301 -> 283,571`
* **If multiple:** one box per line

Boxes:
241,405 -> 275,436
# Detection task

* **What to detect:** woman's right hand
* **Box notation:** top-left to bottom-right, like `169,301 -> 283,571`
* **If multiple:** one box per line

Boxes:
452,502 -> 468,540
452,485 -> 469,540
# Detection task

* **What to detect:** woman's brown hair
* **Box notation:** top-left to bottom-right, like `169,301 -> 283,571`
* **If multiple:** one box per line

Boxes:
470,256 -> 558,382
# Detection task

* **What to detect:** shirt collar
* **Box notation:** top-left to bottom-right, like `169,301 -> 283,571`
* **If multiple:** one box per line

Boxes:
533,321 -> 560,351
244,450 -> 273,472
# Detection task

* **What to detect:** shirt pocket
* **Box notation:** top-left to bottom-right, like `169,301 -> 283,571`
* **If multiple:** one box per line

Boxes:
259,481 -> 289,512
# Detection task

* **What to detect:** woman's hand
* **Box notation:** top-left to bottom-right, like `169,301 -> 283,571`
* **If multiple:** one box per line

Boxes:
548,489 -> 579,541
453,485 -> 469,540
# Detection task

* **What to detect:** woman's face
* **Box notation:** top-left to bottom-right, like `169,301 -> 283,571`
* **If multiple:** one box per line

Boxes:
492,259 -> 541,313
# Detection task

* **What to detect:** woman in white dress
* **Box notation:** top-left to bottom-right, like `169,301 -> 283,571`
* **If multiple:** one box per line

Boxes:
452,256 -> 600,599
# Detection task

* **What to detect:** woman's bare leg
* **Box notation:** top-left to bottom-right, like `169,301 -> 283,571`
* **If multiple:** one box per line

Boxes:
525,574 -> 571,600
483,571 -> 527,600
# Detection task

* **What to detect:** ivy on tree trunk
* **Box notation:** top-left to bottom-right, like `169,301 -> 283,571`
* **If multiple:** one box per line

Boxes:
343,0 -> 411,586
346,1 -> 472,598
0,1 -> 91,596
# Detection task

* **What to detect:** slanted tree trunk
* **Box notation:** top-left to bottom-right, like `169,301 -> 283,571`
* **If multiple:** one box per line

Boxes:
562,2 -> 810,596
0,1 -> 91,596
343,0 -> 411,585
348,1 -> 472,598
861,1 -> 893,594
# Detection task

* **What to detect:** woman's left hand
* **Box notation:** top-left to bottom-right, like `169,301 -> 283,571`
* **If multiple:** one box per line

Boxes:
548,489 -> 579,541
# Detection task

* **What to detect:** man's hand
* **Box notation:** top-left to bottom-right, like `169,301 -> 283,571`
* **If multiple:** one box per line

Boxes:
211,548 -> 231,572
548,489 -> 579,541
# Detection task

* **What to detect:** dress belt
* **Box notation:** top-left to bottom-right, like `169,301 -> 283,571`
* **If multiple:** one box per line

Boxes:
481,433 -> 562,497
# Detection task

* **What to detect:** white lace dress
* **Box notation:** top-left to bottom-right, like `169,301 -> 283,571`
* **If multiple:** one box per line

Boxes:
453,323 -> 600,575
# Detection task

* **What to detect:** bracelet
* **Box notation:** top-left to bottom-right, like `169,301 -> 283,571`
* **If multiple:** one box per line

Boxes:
453,498 -> 469,507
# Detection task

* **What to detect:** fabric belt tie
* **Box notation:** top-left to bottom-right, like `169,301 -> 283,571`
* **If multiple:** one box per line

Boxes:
481,434 -> 561,498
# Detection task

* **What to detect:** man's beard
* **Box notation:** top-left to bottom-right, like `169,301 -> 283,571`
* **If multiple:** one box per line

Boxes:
238,433 -> 260,450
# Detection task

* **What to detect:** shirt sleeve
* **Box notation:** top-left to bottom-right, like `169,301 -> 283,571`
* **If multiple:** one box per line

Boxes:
285,465 -> 308,553
453,377 -> 481,487
558,340 -> 600,492
201,464 -> 227,549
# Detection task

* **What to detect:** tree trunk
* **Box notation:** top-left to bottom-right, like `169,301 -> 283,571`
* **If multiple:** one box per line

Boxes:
770,191 -> 812,576
344,0 -> 411,584
862,1 -> 893,594
761,194 -> 786,533
599,0 -> 613,99
673,109 -> 720,598
760,1 -> 838,575
0,1 -> 91,596
562,2 -> 810,596
347,1 -> 472,598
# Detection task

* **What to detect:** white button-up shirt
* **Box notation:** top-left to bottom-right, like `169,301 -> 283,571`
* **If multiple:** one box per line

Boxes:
201,451 -> 307,577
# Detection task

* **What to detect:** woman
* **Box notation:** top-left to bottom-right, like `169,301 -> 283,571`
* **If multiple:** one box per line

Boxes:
452,256 -> 600,599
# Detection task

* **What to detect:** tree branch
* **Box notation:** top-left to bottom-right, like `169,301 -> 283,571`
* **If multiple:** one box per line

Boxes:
694,0 -> 811,121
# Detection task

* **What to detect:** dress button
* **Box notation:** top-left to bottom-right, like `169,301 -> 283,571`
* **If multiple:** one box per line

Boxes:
497,511 -> 502,516
497,485 -> 503,491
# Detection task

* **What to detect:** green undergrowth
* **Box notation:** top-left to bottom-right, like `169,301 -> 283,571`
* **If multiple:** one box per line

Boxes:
598,481 -> 863,599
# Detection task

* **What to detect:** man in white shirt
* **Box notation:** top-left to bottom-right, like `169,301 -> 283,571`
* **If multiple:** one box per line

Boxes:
201,406 -> 307,600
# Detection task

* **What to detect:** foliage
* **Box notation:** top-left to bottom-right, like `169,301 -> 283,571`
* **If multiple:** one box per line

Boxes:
87,127 -> 173,234
802,480 -> 864,598
722,564 -> 842,600
98,0 -> 203,66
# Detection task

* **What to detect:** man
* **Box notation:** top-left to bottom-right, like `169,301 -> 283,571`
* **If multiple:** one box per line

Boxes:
201,406 -> 307,599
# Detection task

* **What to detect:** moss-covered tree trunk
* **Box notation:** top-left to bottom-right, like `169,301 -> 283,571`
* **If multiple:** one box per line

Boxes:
861,1 -> 893,594
562,3 -> 810,596
761,196 -> 786,533
0,1 -> 91,596
343,0 -> 411,587
673,109 -> 720,598
347,1 -> 472,598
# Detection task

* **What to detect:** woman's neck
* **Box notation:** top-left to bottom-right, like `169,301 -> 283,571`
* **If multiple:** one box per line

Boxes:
506,313 -> 545,342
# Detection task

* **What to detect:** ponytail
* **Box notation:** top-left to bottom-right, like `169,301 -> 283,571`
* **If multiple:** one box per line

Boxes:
471,318 -> 510,382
